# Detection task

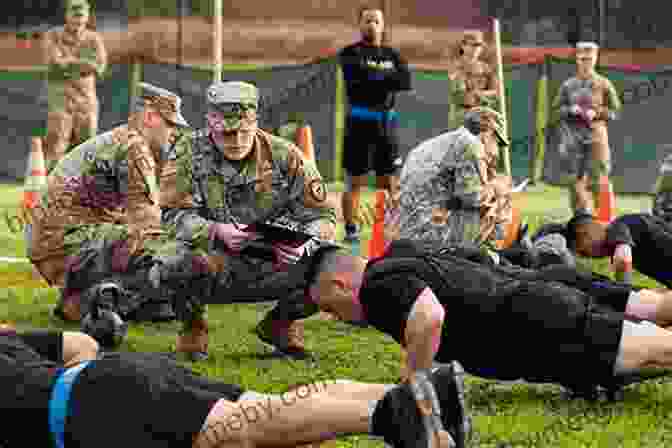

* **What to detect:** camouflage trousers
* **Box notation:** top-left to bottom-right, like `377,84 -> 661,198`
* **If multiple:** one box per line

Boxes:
557,121 -> 611,214
186,219 -> 323,325
59,223 -> 212,330
61,221 -> 321,331
45,107 -> 98,171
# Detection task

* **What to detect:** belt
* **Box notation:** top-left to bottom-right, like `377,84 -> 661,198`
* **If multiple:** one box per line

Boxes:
349,105 -> 398,121
49,361 -> 92,448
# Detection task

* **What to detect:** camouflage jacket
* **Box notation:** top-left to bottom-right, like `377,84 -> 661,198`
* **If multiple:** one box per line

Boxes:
30,124 -> 162,262
163,128 -> 336,248
552,73 -> 621,124
398,126 -> 510,248
449,59 -> 499,109
653,152 -> 672,223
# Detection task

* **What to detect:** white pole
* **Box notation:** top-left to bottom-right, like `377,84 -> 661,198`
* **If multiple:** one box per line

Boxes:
492,18 -> 510,176
213,0 -> 222,82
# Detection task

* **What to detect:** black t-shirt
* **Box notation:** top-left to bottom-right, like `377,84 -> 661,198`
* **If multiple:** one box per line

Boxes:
338,41 -> 411,110
357,240 -> 620,384
0,331 -> 64,448
605,213 -> 672,286
358,240 -> 525,360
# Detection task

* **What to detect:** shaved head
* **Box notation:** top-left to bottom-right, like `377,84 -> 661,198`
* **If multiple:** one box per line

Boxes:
308,248 -> 368,321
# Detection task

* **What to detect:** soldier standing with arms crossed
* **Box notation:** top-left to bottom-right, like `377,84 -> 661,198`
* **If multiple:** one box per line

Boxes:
552,42 -> 621,216
448,31 -> 501,130
43,0 -> 107,171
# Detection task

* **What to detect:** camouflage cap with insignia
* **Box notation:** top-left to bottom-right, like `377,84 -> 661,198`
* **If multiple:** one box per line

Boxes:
66,0 -> 90,16
464,106 -> 508,147
206,81 -> 259,131
134,82 -> 190,128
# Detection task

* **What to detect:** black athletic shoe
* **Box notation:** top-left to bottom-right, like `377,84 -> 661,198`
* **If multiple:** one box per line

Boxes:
430,363 -> 471,448
372,365 -> 466,448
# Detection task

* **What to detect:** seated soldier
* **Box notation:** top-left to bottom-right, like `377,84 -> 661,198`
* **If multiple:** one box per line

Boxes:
563,211 -> 672,287
0,326 -> 468,448
302,239 -> 672,400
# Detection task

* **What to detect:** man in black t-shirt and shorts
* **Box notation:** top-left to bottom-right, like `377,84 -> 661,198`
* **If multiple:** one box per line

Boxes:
305,240 -> 672,397
338,5 -> 412,242
0,325 -> 469,448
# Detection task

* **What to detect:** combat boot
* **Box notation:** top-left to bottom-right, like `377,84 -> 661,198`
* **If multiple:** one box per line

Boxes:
53,289 -> 82,322
254,315 -> 309,360
176,318 -> 209,362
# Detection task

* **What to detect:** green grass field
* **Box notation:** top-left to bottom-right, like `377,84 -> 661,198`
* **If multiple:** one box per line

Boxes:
1,182 -> 669,448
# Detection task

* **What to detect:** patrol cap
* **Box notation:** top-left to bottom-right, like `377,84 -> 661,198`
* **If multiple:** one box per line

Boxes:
66,0 -> 90,17
464,106 -> 508,147
206,81 -> 259,131
576,42 -> 599,53
135,82 -> 190,128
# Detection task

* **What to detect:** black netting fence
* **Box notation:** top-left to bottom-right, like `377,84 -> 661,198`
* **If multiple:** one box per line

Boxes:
5,57 -> 671,193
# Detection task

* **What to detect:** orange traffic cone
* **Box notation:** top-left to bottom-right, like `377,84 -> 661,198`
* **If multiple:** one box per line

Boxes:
23,137 -> 47,210
597,175 -> 616,224
295,124 -> 315,162
367,190 -> 387,258
498,205 -> 521,250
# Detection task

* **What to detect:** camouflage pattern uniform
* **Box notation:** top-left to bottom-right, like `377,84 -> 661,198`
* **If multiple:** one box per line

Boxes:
653,151 -> 672,223
448,32 -> 500,130
28,83 -> 189,321
164,81 -> 336,355
552,45 -> 621,214
398,107 -> 511,252
44,0 -> 107,171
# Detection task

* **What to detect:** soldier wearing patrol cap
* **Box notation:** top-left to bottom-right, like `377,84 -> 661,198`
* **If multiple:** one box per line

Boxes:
29,82 -> 189,323
448,31 -> 501,130
43,0 -> 107,170
162,80 -> 337,360
394,106 -> 512,253
552,41 -> 621,216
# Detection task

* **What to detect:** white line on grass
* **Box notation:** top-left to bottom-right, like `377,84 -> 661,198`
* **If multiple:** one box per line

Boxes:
0,257 -> 29,263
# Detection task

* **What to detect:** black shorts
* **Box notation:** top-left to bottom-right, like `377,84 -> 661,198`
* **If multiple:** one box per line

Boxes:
438,279 -> 624,389
495,264 -> 634,314
66,352 -> 244,448
343,115 -> 401,177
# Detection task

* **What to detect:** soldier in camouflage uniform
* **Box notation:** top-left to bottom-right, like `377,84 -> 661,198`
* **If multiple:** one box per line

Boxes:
396,107 -> 511,252
163,81 -> 337,359
448,31 -> 500,130
28,82 -> 189,322
43,0 -> 107,171
653,151 -> 672,223
552,42 -> 621,215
